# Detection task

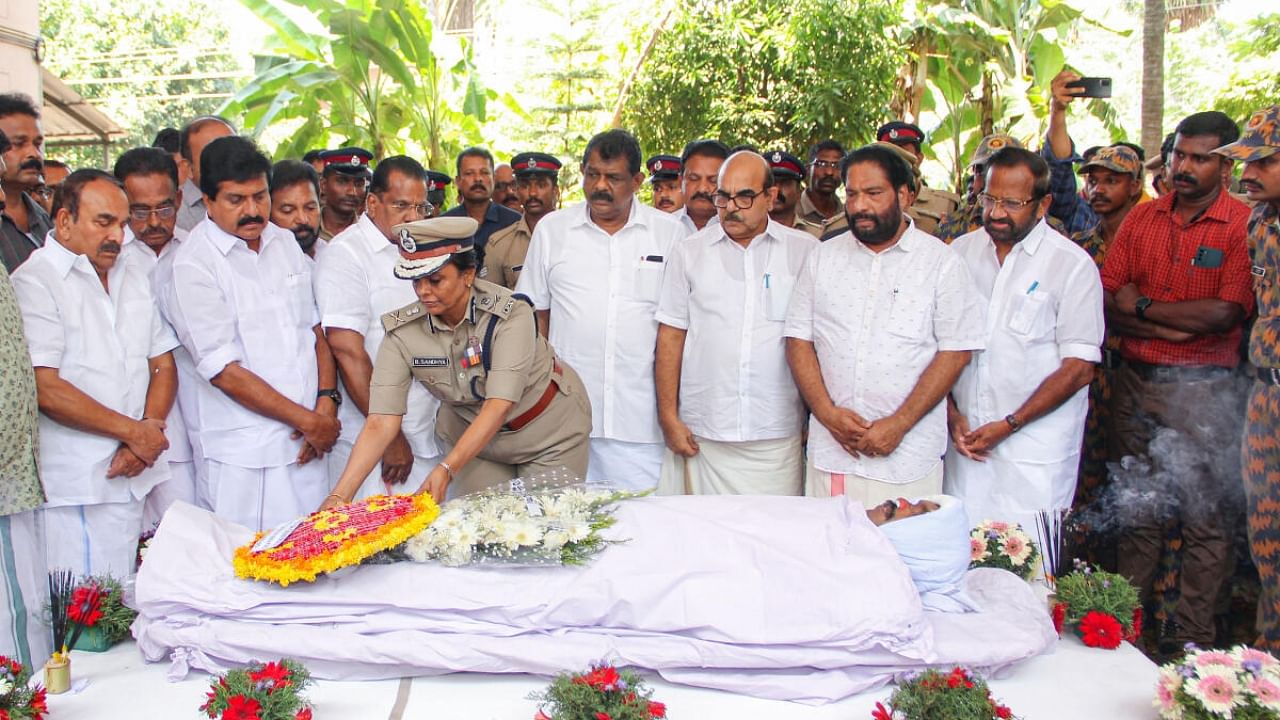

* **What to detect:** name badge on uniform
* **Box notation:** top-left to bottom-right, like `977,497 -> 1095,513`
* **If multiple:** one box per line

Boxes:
412,357 -> 449,367
460,336 -> 484,369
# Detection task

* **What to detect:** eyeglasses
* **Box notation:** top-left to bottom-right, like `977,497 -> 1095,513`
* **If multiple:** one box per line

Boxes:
977,192 -> 1037,212
712,189 -> 765,209
385,201 -> 433,216
129,206 -> 178,221
810,160 -> 840,170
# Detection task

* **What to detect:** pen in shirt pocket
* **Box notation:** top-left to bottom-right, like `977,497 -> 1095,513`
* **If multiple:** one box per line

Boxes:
1026,281 -> 1039,294
764,273 -> 771,289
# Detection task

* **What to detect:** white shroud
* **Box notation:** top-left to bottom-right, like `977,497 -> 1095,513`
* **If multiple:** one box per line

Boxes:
132,496 -> 1055,704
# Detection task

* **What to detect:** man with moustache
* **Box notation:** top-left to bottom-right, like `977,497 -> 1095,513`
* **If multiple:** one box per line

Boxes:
444,147 -> 520,265
672,140 -> 728,235
316,147 -> 373,244
785,144 -> 984,503
0,94 -> 52,272
765,150 -> 806,229
876,122 -> 961,237
646,154 -> 683,213
944,147 -> 1103,551
12,169 -> 178,578
269,160 -> 322,257
1101,111 -> 1253,651
1212,105 -> 1280,651
655,151 -> 815,495
315,155 -> 441,500
112,147 -> 199,530
796,139 -> 848,240
175,116 -> 235,233
516,129 -> 683,490
492,162 -> 521,211
935,135 -> 1025,244
483,152 -> 560,289
161,136 -> 340,531
32,160 -> 70,216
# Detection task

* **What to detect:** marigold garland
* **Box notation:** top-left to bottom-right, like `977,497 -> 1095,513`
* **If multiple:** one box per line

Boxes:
234,494 -> 440,586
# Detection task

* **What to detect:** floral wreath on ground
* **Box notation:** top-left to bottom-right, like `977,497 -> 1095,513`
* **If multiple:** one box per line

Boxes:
528,662 -> 666,720
872,666 -> 1015,719
1154,644 -> 1280,719
1051,560 -> 1141,650
0,655 -> 48,719
200,658 -> 313,720
968,520 -> 1038,581
234,494 -> 439,586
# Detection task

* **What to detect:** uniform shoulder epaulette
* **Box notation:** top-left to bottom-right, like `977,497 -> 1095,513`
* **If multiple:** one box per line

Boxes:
922,187 -> 962,204
381,300 -> 426,333
472,279 -> 522,319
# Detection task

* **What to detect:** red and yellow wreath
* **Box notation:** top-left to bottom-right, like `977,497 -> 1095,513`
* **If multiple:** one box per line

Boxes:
234,494 -> 439,586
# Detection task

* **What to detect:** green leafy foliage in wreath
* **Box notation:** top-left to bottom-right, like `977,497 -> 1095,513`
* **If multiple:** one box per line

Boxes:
874,667 -> 1014,720
528,663 -> 666,720
1054,560 -> 1140,632
89,575 -> 138,645
200,658 -> 314,720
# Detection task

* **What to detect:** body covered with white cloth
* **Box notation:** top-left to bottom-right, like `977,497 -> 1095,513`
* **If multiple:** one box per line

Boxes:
133,495 -> 1056,704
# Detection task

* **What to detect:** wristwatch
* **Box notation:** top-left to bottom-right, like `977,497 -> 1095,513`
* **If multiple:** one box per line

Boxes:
317,389 -> 342,407
1134,296 -> 1153,321
1004,413 -> 1023,433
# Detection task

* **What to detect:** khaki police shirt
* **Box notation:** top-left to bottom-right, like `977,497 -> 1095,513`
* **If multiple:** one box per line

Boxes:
480,217 -> 531,289
368,279 -> 556,425
907,186 -> 961,237
796,189 -> 848,240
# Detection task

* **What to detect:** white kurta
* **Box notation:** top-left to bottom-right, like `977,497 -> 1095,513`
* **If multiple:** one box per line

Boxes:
944,221 -> 1103,525
314,214 -> 442,495
783,220 -> 986,483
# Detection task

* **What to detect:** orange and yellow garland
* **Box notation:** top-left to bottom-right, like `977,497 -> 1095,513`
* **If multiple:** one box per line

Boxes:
233,494 -> 440,587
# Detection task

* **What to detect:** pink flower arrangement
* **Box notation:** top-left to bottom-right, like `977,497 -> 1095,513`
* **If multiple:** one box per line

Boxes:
968,520 -> 1038,581
1155,644 -> 1280,719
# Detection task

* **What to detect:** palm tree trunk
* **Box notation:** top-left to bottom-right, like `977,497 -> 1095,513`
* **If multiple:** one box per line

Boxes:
1140,0 -> 1165,160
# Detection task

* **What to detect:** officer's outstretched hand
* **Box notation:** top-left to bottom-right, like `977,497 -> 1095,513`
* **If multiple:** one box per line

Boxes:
417,464 -> 451,505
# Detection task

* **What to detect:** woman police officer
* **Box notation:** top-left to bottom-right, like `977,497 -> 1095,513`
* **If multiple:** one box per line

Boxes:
321,216 -> 590,507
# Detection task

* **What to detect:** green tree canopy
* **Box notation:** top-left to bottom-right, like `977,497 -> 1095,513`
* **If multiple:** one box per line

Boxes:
621,0 -> 906,158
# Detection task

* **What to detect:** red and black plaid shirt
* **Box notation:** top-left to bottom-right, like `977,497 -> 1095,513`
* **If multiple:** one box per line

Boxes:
1100,189 -> 1254,368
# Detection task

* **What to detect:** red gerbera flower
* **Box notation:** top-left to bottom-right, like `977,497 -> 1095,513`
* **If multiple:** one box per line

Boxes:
249,661 -> 291,690
534,711 -> 552,720
995,704 -> 1013,719
67,585 -> 104,627
647,700 -> 666,718
221,695 -> 262,720
1051,602 -> 1067,635
594,713 -> 611,720
294,707 -> 312,720
1126,607 -> 1143,643
1077,610 -> 1124,649
872,701 -> 894,720
31,686 -> 47,713
580,666 -> 621,691
0,709 -> 11,720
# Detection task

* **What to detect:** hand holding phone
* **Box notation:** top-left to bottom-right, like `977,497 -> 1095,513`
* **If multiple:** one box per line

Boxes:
1066,77 -> 1112,99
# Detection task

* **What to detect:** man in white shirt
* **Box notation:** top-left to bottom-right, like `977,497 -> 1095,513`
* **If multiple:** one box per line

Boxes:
516,129 -> 683,490
945,146 -> 1102,540
12,170 -> 178,577
315,155 -> 442,499
175,116 -> 234,233
671,139 -> 727,236
655,151 -> 815,495
785,144 -> 985,504
113,147 -> 199,530
269,160 -> 321,257
161,136 -> 340,531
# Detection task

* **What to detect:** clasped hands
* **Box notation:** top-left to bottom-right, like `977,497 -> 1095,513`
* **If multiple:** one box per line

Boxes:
818,406 -> 908,459
107,416 -> 170,479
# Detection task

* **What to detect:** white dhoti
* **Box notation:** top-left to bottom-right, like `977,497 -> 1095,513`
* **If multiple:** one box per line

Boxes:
587,438 -> 664,491
43,500 -> 144,579
806,458 -> 944,505
326,439 -> 441,501
657,435 -> 803,496
0,510 -> 50,668
200,460 -> 329,532
142,460 -> 199,530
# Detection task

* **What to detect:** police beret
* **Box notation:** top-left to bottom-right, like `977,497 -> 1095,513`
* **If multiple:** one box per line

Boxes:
765,150 -> 805,180
511,152 -> 562,177
876,122 -> 926,147
646,154 -> 681,182
318,147 -> 373,176
393,217 -> 478,280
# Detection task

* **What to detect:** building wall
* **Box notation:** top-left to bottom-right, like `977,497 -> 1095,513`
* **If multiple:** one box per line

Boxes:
0,0 -> 41,100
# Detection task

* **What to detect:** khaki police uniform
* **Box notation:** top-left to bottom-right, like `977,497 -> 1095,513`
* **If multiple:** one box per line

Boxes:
796,189 -> 848,240
909,186 -> 961,237
369,279 -> 591,495
480,217 -> 531,290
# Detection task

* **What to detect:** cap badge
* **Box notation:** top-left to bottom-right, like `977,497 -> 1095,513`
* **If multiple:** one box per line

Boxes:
989,137 -> 1006,150
1249,113 -> 1265,129
526,158 -> 538,169
771,152 -> 782,162
653,160 -> 663,171
353,156 -> 364,166
398,228 -> 415,252
889,129 -> 900,139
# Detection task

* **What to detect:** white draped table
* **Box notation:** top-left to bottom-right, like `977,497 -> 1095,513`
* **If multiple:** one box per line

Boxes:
46,635 -> 1158,719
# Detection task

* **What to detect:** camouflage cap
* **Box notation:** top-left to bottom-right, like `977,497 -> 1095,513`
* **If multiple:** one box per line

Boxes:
969,134 -> 1024,168
1212,105 -> 1280,163
1079,145 -> 1142,179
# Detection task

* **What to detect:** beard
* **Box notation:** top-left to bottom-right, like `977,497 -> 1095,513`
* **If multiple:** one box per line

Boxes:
292,225 -> 319,252
846,199 -> 903,246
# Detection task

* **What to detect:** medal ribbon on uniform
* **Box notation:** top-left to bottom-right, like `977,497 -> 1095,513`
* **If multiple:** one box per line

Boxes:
460,336 -> 483,369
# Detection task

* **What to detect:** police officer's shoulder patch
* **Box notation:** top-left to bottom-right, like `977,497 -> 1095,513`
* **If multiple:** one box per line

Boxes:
381,300 -> 425,333
474,280 -> 517,319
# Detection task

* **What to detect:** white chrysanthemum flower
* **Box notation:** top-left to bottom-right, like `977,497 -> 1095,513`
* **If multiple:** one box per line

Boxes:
542,529 -> 568,551
403,533 -> 433,562
512,521 -> 544,547
566,521 -> 591,543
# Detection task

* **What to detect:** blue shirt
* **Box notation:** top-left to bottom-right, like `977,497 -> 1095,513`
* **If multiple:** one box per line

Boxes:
1041,139 -> 1099,238
442,200 -> 521,262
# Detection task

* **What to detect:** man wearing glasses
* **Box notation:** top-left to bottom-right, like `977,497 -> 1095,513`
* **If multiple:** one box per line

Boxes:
654,151 -> 815,495
517,129 -> 684,491
796,139 -> 849,240
785,144 -> 984,503
935,134 -> 1025,244
944,146 -> 1103,556
113,147 -> 199,530
314,156 -> 443,500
